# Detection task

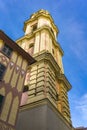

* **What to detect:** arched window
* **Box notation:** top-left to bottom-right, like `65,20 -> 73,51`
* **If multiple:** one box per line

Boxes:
0,92 -> 12,121
32,23 -> 37,32
29,43 -> 34,56
0,88 -> 5,111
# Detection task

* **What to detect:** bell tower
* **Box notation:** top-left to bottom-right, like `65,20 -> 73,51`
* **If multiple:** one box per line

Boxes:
16,9 -> 73,130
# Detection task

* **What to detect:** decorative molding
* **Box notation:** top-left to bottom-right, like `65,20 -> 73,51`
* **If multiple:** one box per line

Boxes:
58,74 -> 72,91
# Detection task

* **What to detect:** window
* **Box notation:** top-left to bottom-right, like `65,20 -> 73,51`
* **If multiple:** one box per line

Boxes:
52,49 -> 54,55
2,44 -> 13,57
29,43 -> 34,55
0,63 -> 6,80
0,94 -> 4,110
32,24 -> 37,31
23,85 -> 28,92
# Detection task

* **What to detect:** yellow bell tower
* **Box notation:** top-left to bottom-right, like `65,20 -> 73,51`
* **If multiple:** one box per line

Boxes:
16,9 -> 73,130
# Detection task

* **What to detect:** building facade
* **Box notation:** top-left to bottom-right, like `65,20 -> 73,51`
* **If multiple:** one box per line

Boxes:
16,10 -> 73,130
0,30 -> 35,130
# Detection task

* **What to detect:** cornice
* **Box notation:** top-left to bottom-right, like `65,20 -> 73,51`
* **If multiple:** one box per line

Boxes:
16,25 -> 64,55
24,10 -> 58,33
16,34 -> 34,43
57,74 -> 72,91
34,52 -> 71,91
34,51 -> 60,73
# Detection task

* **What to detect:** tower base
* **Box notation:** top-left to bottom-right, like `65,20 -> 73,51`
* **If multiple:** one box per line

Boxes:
16,99 -> 72,130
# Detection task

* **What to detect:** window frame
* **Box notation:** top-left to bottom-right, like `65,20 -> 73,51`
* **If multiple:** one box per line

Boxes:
2,44 -> 13,58
0,63 -> 6,81
32,23 -> 37,32
23,85 -> 28,92
0,94 -> 4,111
52,48 -> 55,55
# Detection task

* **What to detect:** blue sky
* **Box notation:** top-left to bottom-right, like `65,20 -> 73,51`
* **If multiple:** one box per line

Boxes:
0,0 -> 87,128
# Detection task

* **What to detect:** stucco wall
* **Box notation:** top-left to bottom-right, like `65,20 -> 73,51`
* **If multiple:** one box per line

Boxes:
16,101 -> 72,130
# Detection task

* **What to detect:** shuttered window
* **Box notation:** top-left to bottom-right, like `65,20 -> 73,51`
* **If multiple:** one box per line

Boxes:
2,44 -> 13,57
0,63 -> 6,80
0,95 -> 4,110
